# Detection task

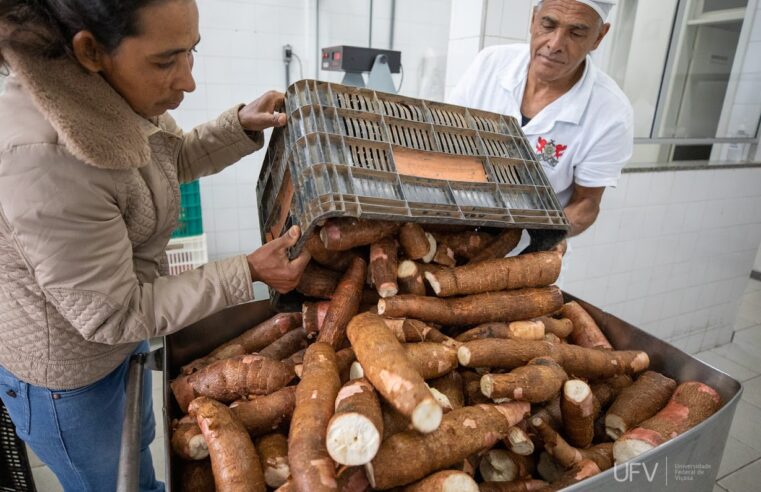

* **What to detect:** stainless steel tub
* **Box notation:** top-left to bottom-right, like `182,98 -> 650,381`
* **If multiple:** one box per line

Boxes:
144,295 -> 741,491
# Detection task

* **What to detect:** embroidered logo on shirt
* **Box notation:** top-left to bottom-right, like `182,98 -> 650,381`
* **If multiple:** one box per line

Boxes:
536,137 -> 567,168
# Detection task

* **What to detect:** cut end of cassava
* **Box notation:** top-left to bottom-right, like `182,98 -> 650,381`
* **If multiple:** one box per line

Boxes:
411,398 -> 443,433
604,414 -> 626,440
326,413 -> 381,466
564,379 -> 591,403
377,300 -> 387,315
632,352 -> 650,373
424,271 -> 442,295
427,385 -> 454,412
507,426 -> 535,456
186,434 -> 209,460
480,374 -> 495,398
294,364 -> 303,379
531,416 -> 544,427
397,260 -> 418,279
422,233 -> 437,263
613,438 -> 654,463
264,458 -> 290,488
364,462 -> 377,489
479,449 -> 518,482
457,346 -> 472,366
441,473 -> 479,492
349,361 -> 365,380
378,282 -> 399,299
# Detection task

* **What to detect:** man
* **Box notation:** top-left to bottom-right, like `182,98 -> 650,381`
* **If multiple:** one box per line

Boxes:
449,0 -> 633,256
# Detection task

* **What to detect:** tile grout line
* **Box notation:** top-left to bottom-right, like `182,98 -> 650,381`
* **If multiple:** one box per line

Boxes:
717,456 -> 761,483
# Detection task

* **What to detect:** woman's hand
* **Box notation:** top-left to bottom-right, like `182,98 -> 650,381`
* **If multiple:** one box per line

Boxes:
238,91 -> 287,132
247,225 -> 311,294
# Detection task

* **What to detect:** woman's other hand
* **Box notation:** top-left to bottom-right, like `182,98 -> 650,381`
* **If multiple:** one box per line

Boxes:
238,90 -> 287,132
247,225 -> 311,293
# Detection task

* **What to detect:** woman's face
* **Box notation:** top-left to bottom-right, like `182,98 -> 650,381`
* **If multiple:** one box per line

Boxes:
98,0 -> 200,118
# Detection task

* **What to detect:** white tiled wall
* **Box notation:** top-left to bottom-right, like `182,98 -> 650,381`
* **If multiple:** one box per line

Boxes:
172,0 -> 451,261
563,168 -> 761,354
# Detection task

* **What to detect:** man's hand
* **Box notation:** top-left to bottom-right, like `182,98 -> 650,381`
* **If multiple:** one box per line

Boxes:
238,91 -> 287,132
247,226 -> 311,294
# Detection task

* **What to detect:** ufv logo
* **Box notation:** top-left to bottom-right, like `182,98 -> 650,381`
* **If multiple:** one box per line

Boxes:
614,462 -> 660,483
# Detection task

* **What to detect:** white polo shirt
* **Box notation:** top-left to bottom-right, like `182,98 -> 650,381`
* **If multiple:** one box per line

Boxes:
449,44 -> 634,208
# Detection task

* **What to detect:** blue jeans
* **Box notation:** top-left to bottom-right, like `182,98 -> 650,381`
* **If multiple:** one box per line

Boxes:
0,342 -> 164,492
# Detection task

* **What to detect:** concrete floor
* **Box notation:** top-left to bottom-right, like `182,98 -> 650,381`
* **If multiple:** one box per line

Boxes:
26,278 -> 761,491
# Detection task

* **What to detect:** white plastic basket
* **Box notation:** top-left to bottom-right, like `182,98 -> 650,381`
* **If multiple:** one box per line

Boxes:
166,233 -> 208,276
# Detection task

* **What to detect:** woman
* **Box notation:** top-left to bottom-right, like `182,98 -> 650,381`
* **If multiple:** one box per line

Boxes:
0,1 -> 310,490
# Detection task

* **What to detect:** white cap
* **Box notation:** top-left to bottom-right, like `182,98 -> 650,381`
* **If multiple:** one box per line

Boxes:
535,0 -> 616,21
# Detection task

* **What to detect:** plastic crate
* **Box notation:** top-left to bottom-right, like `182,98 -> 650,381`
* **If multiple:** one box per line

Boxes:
258,80 -> 570,308
166,234 -> 208,276
0,400 -> 36,492
171,181 -> 203,239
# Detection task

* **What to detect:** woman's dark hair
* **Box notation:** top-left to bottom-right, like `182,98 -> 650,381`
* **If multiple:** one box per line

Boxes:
0,0 -> 165,63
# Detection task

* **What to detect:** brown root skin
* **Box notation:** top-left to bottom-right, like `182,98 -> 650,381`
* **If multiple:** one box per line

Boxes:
536,451 -> 564,483
318,257 -> 367,349
335,347 -> 357,383
255,433 -> 290,488
326,378 -> 383,466
456,322 -> 511,342
296,263 -> 340,299
370,237 -> 399,298
181,313 -> 302,375
457,339 -> 649,379
229,386 -> 296,436
171,415 -> 208,461
480,357 -> 568,403
368,403 -> 530,489
536,317 -> 574,339
467,229 -> 522,264
180,460 -> 216,492
258,328 -> 309,361
531,416 -> 613,471
561,302 -> 612,350
336,466 -> 371,492
403,342 -> 459,380
605,371 -> 677,440
613,381 -> 721,463
478,479 -> 549,492
303,301 -> 331,337
397,260 -> 427,296
305,233 -> 358,271
402,470 -> 478,492
430,230 -> 494,261
430,371 -> 465,410
347,313 -> 442,434
189,397 -> 266,492
281,348 -> 306,373
399,223 -> 433,260
432,243 -> 456,267
561,379 -> 596,449
384,318 -> 458,348
425,252 -> 561,298
509,320 -> 546,341
172,355 -> 295,412
320,218 -> 400,251
381,402 -> 413,440
378,287 -> 564,326
288,343 -> 341,492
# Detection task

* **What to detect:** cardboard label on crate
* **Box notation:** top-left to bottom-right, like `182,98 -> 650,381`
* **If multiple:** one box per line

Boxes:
394,148 -> 488,183
266,169 -> 294,243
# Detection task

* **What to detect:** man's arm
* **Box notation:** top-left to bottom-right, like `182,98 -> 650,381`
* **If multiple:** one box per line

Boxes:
565,183 -> 605,237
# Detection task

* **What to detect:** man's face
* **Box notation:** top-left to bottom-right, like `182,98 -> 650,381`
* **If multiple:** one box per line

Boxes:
529,0 -> 610,83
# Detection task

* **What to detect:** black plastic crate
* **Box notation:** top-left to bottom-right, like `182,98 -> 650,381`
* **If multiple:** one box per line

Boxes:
0,401 -> 36,492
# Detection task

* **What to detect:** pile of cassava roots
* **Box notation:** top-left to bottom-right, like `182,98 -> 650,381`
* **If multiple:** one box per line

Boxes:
170,218 -> 723,492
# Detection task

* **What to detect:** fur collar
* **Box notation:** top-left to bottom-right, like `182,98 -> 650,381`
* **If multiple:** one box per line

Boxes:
2,44 -> 158,170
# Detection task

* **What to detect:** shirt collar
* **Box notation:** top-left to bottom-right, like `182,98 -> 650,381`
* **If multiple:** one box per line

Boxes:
499,50 -> 598,131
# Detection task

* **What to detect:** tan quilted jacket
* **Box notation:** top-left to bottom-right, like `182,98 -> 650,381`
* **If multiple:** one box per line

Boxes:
0,48 -> 262,390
